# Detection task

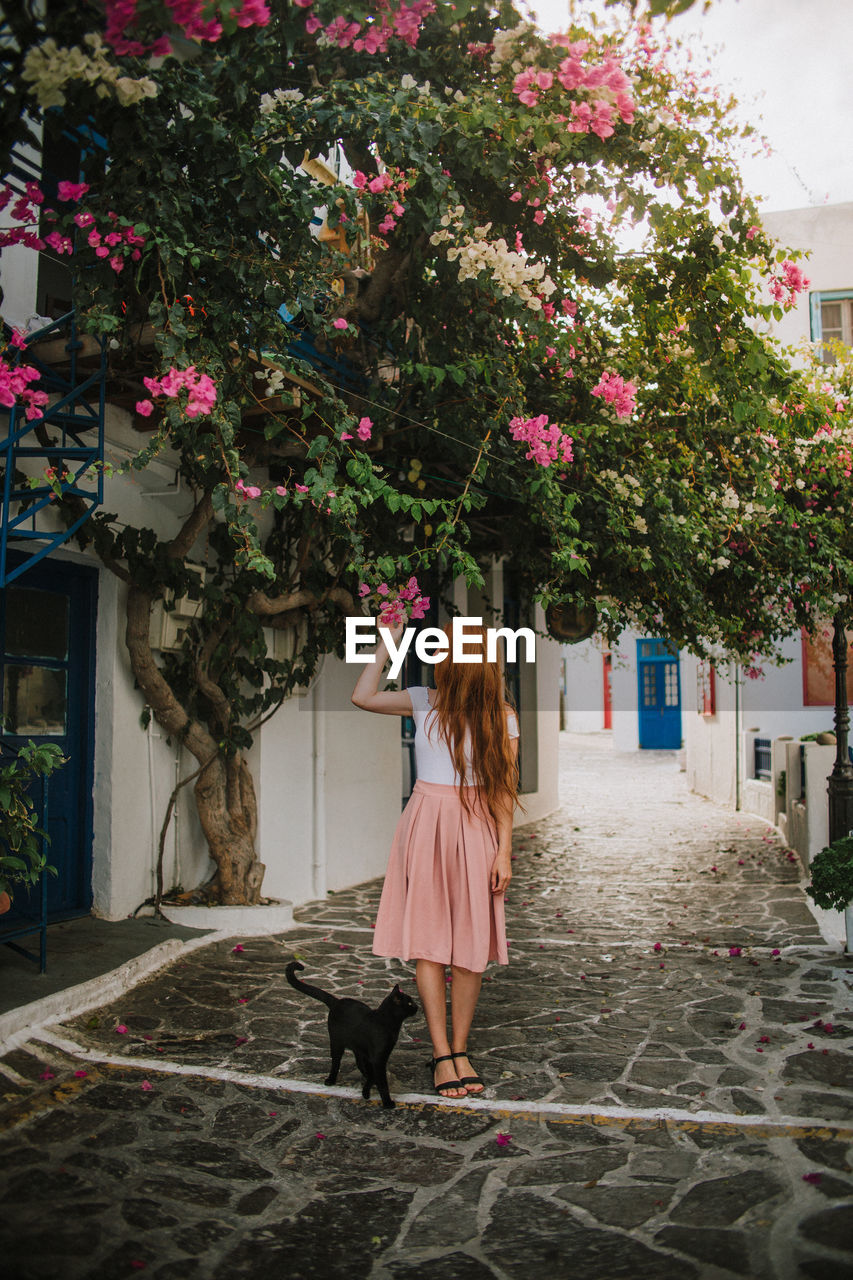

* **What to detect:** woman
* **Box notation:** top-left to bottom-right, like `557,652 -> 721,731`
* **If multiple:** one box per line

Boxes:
352,619 -> 519,1099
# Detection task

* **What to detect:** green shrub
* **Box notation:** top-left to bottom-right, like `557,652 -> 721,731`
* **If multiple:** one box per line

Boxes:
807,837 -> 853,912
0,740 -> 65,900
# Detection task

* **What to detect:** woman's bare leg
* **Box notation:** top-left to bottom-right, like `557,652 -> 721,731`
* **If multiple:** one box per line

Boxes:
450,965 -> 484,1092
416,959 -> 466,1097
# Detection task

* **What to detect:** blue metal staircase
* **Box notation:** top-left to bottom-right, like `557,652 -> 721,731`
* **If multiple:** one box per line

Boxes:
1,311 -> 106,588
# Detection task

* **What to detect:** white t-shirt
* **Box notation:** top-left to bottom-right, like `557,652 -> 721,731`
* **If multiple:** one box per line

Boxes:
408,685 -> 519,786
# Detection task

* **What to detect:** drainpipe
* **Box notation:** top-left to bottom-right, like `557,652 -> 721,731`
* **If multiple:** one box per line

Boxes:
146,711 -> 161,893
734,665 -> 742,811
312,684 -> 327,899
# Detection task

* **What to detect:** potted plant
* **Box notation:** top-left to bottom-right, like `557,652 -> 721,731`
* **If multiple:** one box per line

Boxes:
0,739 -> 65,914
807,836 -> 853,953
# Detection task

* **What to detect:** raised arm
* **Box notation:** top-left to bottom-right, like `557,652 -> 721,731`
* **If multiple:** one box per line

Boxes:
351,620 -> 413,716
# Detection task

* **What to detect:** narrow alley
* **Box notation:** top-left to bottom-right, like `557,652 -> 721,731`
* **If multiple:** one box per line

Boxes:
1,734 -> 851,1280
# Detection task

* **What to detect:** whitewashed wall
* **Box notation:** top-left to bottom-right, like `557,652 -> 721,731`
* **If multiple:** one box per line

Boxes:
610,633 -> 641,752
520,608 -> 561,824
761,202 -> 853,355
683,656 -> 739,810
683,636 -> 836,815
561,637 -> 605,733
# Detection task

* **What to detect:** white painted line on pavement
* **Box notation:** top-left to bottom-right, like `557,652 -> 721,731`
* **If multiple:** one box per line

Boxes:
29,1028 -> 853,1138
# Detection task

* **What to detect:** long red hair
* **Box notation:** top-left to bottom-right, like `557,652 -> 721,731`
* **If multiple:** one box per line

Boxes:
428,623 -> 520,826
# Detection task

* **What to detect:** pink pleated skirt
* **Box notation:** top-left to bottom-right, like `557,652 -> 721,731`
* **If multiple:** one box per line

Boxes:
372,779 -> 508,972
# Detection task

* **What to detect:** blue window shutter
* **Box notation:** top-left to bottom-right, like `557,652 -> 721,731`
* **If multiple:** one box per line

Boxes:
809,292 -> 822,342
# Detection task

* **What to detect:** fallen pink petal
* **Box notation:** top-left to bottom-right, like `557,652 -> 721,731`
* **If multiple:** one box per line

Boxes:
496,1133 -> 512,1147
140,1081 -> 153,1092
73,1070 -> 88,1079
802,1172 -> 822,1185
115,1024 -> 128,1034
232,944 -> 245,953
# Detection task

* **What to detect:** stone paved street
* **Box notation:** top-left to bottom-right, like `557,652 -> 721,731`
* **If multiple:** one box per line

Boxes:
1,733 -> 851,1279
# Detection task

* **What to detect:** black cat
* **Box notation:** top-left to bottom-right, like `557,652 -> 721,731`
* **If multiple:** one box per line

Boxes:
285,961 -> 418,1109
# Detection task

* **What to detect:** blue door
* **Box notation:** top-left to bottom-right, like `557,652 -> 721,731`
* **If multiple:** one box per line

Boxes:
0,554 -> 97,919
637,639 -> 682,749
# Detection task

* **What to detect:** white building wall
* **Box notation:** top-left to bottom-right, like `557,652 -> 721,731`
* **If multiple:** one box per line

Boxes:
522,608 -> 561,824
761,202 -> 853,355
683,656 -> 739,810
562,637 -> 604,733
683,635 -> 838,816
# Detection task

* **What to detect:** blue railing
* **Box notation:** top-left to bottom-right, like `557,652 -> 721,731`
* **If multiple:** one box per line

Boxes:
1,311 -> 106,587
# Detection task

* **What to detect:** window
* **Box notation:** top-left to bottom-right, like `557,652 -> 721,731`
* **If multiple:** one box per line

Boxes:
810,291 -> 853,364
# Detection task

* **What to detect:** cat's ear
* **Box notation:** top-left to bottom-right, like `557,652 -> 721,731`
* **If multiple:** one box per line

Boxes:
392,984 -> 402,994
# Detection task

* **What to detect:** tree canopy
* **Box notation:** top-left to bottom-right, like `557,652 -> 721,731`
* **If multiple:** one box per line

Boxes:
1,0 -> 833,899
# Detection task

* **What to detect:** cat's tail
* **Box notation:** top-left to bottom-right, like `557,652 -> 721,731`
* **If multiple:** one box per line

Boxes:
285,960 -> 337,1010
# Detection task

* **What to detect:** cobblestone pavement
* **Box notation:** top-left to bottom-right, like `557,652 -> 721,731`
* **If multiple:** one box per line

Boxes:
1,734 -> 851,1279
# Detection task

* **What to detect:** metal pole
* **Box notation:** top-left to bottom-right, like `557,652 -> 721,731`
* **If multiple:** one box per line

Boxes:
828,611 -> 853,843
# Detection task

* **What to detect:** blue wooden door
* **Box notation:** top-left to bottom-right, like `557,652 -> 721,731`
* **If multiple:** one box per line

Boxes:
0,554 -> 97,919
637,639 -> 682,749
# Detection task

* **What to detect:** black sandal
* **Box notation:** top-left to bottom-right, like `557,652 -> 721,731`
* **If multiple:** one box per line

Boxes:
429,1055 -> 465,1098
451,1050 -> 485,1093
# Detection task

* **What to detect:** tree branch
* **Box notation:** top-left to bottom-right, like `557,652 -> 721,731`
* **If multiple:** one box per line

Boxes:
247,585 -> 357,617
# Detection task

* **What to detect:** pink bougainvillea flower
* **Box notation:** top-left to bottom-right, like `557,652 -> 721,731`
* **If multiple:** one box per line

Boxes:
496,1133 -> 512,1147
140,1080 -> 153,1092
56,180 -> 90,202
135,400 -> 154,417
332,317 -> 349,330
739,1022 -> 747,1030
232,944 -> 245,953
340,431 -> 353,440
74,1070 -> 88,1079
115,1024 -> 128,1034
238,997 -> 248,1004
295,483 -> 310,493
771,948 -> 781,956
275,485 -> 287,496
729,947 -> 742,957
746,225 -> 759,239
316,1132 -> 327,1139
653,942 -> 662,952
9,328 -> 27,350
358,583 -> 371,597
357,416 -> 373,441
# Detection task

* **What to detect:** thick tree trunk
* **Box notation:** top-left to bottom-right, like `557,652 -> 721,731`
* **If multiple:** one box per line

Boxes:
194,755 -> 265,905
120,492 -> 267,905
